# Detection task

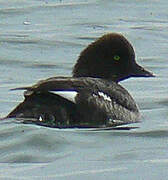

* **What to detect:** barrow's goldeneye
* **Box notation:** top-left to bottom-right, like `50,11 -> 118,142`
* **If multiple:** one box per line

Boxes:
6,33 -> 154,128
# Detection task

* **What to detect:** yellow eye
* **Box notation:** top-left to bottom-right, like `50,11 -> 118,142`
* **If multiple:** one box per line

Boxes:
114,55 -> 120,61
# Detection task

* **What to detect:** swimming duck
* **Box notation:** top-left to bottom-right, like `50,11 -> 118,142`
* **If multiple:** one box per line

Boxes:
6,33 -> 154,128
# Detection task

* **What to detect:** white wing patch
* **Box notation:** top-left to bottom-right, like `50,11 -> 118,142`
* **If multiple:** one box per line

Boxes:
49,91 -> 77,103
49,91 -> 111,103
39,116 -> 43,121
97,92 -> 112,102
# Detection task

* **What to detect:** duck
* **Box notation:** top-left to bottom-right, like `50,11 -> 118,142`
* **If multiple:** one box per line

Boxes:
6,33 -> 154,128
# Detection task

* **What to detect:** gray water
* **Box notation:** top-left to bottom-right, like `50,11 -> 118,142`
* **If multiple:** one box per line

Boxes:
0,0 -> 168,179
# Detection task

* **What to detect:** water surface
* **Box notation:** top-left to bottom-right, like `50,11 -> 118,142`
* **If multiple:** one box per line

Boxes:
0,0 -> 168,179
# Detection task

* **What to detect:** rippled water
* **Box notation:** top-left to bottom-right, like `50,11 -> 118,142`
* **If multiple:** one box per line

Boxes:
0,0 -> 168,179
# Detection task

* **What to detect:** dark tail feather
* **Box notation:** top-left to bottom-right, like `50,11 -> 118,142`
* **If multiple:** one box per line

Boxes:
6,92 -> 78,128
10,87 -> 30,91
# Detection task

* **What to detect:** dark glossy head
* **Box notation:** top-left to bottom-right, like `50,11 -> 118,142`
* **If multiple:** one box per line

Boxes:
73,33 -> 154,82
